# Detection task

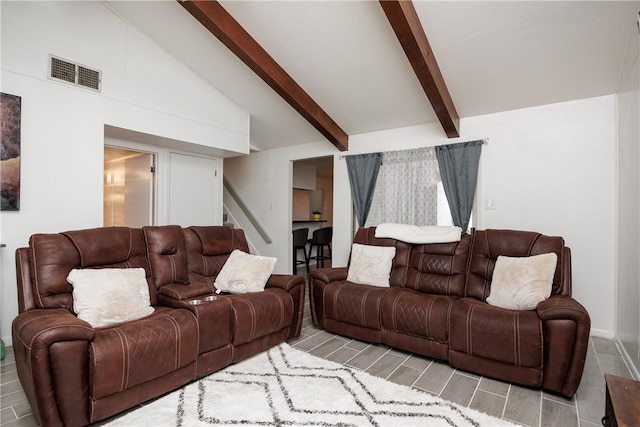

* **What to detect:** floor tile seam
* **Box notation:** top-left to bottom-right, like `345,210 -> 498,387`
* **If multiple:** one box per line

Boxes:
346,344 -> 392,372
466,374 -> 482,410
304,333 -> 338,353
404,361 -> 434,390
500,384 -> 511,420
537,387 -> 543,427
541,395 -> 578,410
434,363 -> 456,398
476,386 -> 509,400
382,351 -> 414,381
291,331 -> 331,352
318,341 -> 352,361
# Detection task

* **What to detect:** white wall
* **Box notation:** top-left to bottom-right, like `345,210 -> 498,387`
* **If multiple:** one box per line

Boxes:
0,2 -> 249,345
225,95 -> 617,335
616,25 -> 640,377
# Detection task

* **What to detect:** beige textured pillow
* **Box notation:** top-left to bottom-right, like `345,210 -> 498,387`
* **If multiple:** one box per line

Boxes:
67,268 -> 155,328
486,253 -> 558,310
347,243 -> 396,287
214,249 -> 277,294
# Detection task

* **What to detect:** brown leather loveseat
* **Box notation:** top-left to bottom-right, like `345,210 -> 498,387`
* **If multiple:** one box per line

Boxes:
12,225 -> 305,427
309,227 -> 590,397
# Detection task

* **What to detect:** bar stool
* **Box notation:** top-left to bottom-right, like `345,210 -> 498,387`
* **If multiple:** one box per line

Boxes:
308,227 -> 332,268
292,228 -> 310,274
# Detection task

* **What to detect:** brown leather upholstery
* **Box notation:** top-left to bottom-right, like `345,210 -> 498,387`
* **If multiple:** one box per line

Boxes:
178,226 -> 304,361
309,227 -> 591,397
449,229 -> 590,396
13,225 -> 305,426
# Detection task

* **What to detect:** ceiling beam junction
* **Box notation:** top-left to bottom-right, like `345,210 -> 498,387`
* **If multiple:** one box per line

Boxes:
379,0 -> 460,138
179,0 -> 349,151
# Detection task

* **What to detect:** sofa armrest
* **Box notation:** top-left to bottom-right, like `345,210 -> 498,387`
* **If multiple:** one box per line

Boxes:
266,274 -> 306,338
308,267 -> 349,328
537,296 -> 590,323
12,309 -> 95,427
157,281 -> 214,302
12,308 -> 95,348
309,267 -> 349,284
537,296 -> 591,397
266,274 -> 305,292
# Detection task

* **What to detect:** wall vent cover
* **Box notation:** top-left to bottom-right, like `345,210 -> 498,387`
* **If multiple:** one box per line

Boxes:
49,55 -> 101,92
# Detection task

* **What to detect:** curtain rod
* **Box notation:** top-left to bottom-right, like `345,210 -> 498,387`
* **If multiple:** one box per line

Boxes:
339,138 -> 489,159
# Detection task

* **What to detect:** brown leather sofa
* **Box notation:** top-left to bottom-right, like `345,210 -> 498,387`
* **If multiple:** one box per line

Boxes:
12,225 -> 305,427
309,227 -> 590,397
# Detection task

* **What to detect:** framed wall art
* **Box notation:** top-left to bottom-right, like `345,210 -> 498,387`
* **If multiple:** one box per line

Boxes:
1,92 -> 21,211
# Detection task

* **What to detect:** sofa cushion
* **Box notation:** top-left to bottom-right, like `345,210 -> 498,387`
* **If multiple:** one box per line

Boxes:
380,287 -> 453,344
226,289 -> 293,345
466,229 -> 565,301
486,253 -> 557,310
143,225 -> 189,289
404,233 -> 472,296
347,243 -> 396,287
67,268 -> 154,328
90,307 -> 198,399
29,227 -> 152,310
214,250 -> 276,294
352,227 -> 412,288
183,226 -> 251,286
450,297 -> 544,370
323,282 -> 386,330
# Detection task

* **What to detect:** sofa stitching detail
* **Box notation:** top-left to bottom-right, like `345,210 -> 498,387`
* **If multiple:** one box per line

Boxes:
166,314 -> 181,369
248,299 -> 257,342
169,257 -> 177,282
277,293 -> 286,329
514,312 -> 520,367
113,328 -> 128,391
391,293 -> 400,331
361,288 -> 372,327
467,304 -> 474,355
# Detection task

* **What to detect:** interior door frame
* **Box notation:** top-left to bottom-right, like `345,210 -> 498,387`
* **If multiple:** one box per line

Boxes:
104,143 -> 158,227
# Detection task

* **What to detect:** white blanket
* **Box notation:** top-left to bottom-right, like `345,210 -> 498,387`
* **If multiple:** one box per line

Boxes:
375,223 -> 462,244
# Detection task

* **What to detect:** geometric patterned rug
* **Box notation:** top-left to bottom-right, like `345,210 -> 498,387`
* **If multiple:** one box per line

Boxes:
106,343 -> 518,426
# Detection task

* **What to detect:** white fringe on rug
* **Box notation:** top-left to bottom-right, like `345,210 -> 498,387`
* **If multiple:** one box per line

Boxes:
105,343 -> 518,427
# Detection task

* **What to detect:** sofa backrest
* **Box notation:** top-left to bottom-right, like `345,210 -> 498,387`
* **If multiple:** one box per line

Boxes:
352,227 -> 412,287
143,225 -> 189,289
404,232 -> 472,296
466,229 -> 570,301
27,227 -> 155,310
183,226 -> 250,285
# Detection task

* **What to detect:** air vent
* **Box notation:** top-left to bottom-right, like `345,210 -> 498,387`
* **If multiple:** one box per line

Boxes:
49,55 -> 101,92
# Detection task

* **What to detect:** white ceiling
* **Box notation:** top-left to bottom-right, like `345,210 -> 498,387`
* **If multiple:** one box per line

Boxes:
104,1 -> 639,152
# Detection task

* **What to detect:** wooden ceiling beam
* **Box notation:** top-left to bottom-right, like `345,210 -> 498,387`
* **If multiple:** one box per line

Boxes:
379,0 -> 460,138
179,0 -> 349,151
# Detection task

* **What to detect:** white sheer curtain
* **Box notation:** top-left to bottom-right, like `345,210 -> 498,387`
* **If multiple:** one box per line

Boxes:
365,147 -> 442,227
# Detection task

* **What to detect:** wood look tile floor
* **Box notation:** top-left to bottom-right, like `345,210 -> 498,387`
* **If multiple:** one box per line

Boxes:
1,279 -> 634,426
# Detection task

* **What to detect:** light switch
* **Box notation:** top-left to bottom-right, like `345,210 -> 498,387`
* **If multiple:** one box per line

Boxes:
483,199 -> 496,210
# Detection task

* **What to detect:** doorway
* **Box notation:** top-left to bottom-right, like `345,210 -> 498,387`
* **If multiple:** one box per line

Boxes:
104,146 -> 155,227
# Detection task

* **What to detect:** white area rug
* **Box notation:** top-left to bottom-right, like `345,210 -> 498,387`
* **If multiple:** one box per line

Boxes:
106,343 -> 518,426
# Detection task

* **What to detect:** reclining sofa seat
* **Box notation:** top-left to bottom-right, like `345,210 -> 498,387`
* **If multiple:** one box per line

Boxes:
449,229 -> 590,397
143,225 -> 305,364
309,227 -> 590,397
13,227 -> 199,427
13,225 -> 306,427
310,227 -> 472,360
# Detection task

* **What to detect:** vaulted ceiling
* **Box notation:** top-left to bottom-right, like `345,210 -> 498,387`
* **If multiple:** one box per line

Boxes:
104,1 -> 638,152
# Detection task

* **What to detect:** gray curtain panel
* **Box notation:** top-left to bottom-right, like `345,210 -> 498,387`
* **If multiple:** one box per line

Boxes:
435,140 -> 483,231
345,153 -> 382,227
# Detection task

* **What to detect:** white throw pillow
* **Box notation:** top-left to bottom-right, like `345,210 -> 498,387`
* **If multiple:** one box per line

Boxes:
67,268 -> 155,328
214,249 -> 277,294
486,252 -> 558,310
347,243 -> 396,287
